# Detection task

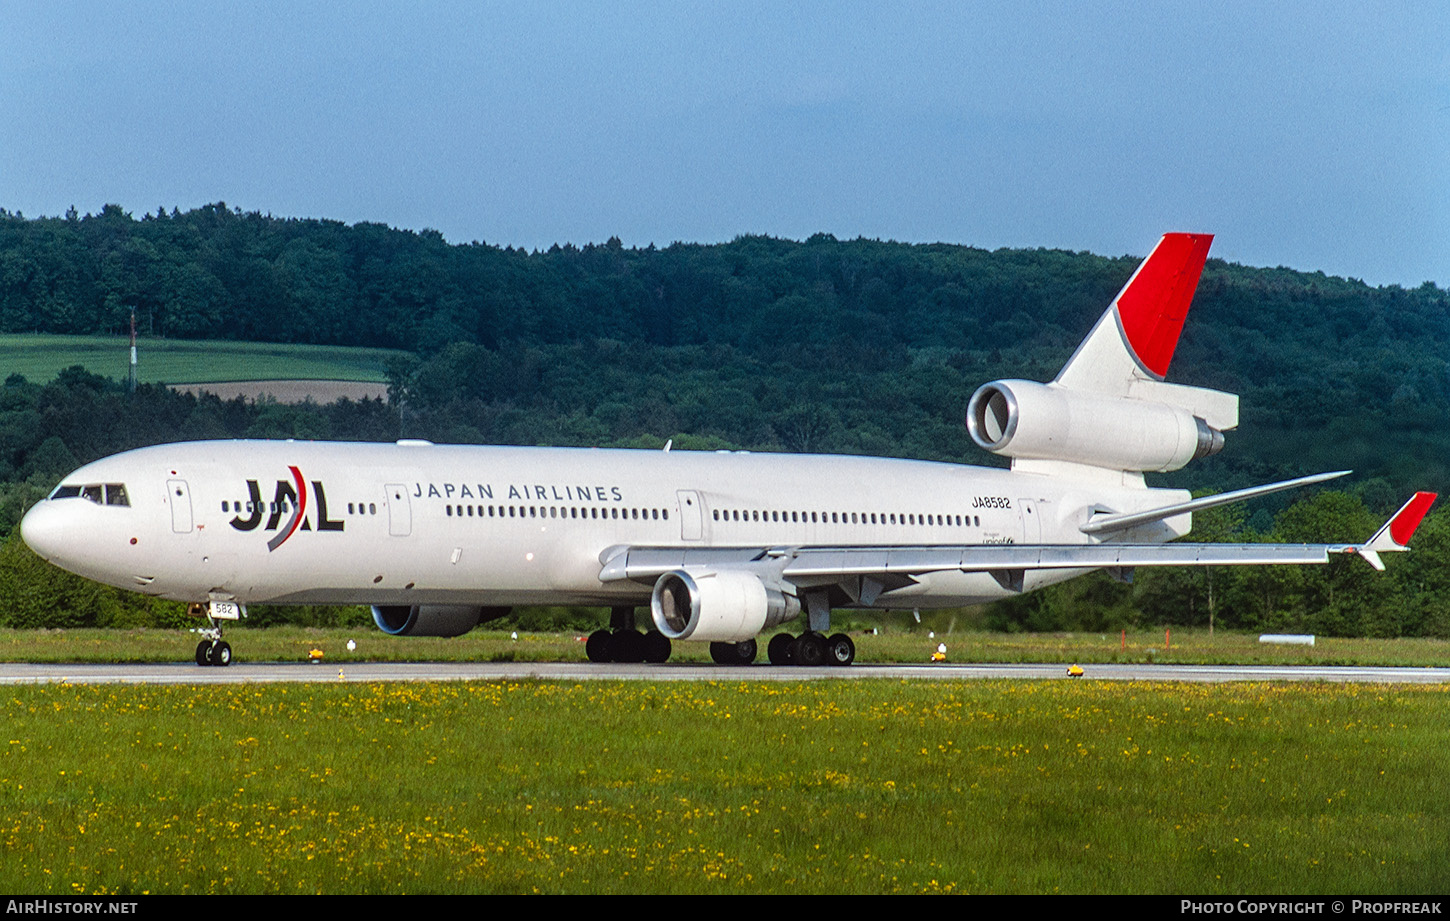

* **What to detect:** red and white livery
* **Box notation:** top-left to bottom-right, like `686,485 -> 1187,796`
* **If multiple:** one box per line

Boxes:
21,235 -> 1435,667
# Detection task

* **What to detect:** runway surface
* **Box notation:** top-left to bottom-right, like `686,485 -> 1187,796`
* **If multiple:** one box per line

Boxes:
1,660 -> 1448,685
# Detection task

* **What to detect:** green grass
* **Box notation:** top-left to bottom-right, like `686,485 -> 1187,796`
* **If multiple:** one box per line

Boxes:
2,625 -> 1448,668
0,679 -> 1445,894
0,333 -> 403,384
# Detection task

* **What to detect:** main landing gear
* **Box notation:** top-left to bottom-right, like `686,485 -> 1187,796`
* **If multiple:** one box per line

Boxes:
703,633 -> 854,667
584,597 -> 857,667
187,599 -> 244,667
586,606 -> 673,663
759,591 -> 855,666
766,631 -> 855,667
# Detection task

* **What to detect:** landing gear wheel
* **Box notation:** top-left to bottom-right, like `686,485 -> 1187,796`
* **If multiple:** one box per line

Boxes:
768,633 -> 795,666
792,632 -> 827,667
611,629 -> 645,663
710,639 -> 757,666
206,641 -> 232,667
826,633 -> 855,667
642,630 -> 672,664
195,641 -> 212,667
586,629 -> 612,663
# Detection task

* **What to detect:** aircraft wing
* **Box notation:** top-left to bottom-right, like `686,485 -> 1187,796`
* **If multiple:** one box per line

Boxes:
599,492 -> 1437,590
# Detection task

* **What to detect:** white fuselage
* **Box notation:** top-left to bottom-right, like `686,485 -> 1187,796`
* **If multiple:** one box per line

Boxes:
20,440 -> 1191,611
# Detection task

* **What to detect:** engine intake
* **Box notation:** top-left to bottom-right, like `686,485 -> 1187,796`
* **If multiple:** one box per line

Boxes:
650,569 -> 800,642
371,604 -> 511,637
966,379 -> 1224,473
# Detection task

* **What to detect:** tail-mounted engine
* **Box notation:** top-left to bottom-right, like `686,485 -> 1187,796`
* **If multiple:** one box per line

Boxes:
371,604 -> 512,637
650,569 -> 801,643
967,379 -> 1225,473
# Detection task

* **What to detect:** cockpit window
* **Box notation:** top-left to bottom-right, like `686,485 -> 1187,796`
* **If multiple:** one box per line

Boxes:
47,483 -> 130,507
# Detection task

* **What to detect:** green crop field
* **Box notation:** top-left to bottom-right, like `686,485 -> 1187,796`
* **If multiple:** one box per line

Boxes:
1,679 -> 1446,894
0,334 -> 402,384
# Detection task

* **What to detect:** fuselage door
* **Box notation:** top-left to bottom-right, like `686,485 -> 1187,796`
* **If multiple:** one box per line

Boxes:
677,490 -> 704,541
1018,498 -> 1040,544
385,484 -> 411,537
167,479 -> 193,533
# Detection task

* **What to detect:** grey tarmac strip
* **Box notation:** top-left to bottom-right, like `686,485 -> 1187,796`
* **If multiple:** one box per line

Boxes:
1,661 -> 1448,685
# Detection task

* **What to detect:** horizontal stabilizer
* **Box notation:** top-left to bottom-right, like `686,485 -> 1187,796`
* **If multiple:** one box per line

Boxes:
1080,470 -> 1351,536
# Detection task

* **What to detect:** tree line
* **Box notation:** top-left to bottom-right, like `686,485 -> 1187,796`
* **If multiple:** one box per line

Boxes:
2,203 -> 1448,634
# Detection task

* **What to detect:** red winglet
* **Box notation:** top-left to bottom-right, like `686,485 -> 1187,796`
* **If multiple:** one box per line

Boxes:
1114,233 -> 1213,379
1388,491 -> 1437,547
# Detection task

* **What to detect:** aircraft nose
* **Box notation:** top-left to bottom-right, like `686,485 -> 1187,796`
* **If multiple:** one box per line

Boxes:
21,500 -> 65,562
20,499 -> 85,566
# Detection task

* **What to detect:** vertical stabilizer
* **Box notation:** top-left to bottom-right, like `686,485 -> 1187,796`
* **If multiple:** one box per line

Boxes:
1055,233 -> 1214,394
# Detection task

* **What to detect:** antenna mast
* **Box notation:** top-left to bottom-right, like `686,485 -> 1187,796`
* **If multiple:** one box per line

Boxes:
128,309 -> 137,394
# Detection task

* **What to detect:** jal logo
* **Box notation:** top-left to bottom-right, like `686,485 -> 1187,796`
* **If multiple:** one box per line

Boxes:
228,466 -> 344,551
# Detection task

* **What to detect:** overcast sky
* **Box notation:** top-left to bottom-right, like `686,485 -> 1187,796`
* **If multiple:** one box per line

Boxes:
2,1 -> 1446,287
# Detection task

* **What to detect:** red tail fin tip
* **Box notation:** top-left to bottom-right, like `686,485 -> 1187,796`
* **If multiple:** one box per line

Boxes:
1389,492 -> 1437,547
1114,232 -> 1213,379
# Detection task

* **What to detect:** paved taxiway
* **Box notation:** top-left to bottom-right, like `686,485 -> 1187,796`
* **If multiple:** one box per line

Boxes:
1,661 -> 1448,685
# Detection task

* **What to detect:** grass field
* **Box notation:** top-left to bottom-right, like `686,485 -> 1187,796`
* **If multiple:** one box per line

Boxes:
1,679 -> 1445,894
3,625 -> 1449,668
0,333 -> 402,384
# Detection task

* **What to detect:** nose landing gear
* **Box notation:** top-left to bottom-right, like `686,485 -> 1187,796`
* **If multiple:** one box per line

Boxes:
194,635 -> 232,667
188,599 -> 245,667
